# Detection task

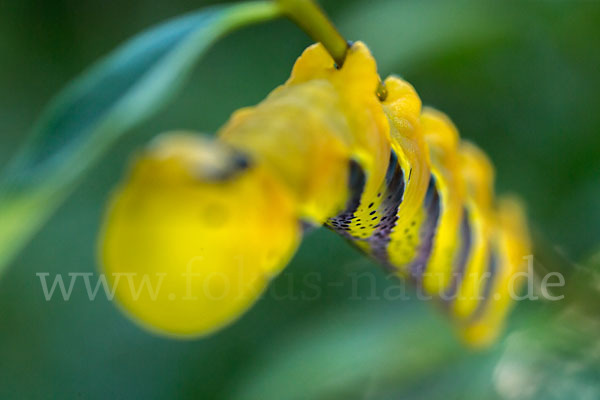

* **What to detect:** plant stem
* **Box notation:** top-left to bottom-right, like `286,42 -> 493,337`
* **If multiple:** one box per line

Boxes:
275,0 -> 348,67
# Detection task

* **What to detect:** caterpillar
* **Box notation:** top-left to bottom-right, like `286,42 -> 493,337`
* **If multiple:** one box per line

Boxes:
101,41 -> 530,346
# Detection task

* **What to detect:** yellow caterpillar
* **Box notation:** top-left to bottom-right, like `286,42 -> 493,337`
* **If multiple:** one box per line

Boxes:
101,42 -> 530,346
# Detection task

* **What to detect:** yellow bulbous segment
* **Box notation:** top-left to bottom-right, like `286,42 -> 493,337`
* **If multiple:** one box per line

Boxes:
219,41 -> 391,224
382,77 -> 431,227
100,134 -> 300,337
460,197 -> 531,347
451,142 -> 495,320
420,108 -> 465,294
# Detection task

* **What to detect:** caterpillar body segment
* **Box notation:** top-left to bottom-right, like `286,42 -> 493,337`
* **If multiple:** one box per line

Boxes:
219,42 -> 391,224
381,76 -> 432,232
101,135 -> 301,337
460,197 -> 531,344
101,42 -> 530,345
449,143 -> 496,323
419,109 -> 465,296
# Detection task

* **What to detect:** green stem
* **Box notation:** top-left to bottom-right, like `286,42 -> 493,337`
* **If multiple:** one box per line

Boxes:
275,0 -> 348,67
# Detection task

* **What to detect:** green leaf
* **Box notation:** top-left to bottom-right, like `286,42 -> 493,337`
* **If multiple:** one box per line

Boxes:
336,0 -> 514,74
228,303 -> 466,400
0,1 -> 281,275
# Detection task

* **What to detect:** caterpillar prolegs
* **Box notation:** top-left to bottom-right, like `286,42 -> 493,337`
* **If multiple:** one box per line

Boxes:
101,42 -> 530,346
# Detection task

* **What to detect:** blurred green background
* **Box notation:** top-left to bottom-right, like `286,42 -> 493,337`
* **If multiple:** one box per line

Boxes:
0,0 -> 599,398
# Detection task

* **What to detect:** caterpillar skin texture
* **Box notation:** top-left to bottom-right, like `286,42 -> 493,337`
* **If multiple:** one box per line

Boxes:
101,42 -> 530,346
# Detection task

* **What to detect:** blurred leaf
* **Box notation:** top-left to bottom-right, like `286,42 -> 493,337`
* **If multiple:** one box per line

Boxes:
228,248 -> 600,400
337,0 -> 515,75
228,303 -> 469,400
493,253 -> 600,400
0,1 -> 281,275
